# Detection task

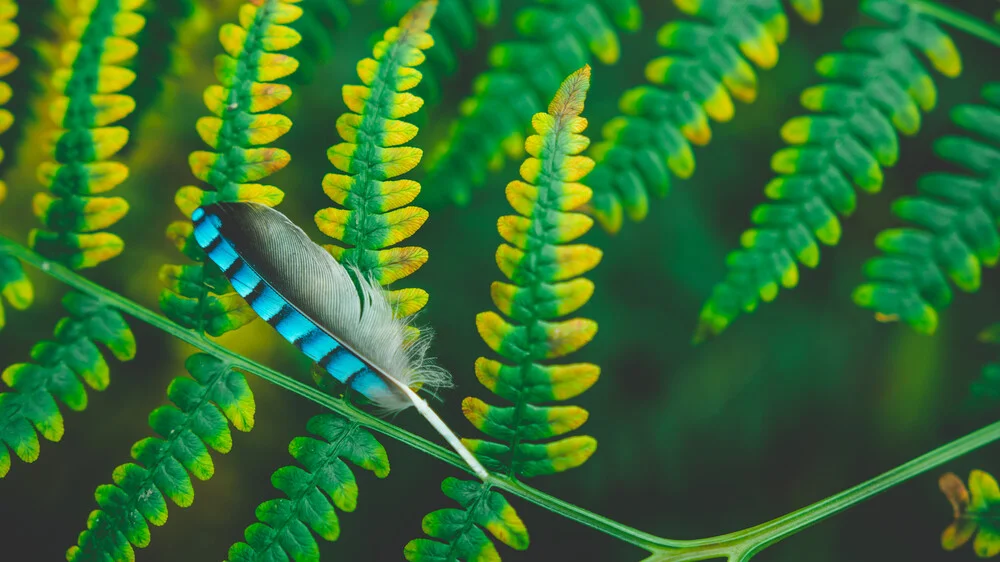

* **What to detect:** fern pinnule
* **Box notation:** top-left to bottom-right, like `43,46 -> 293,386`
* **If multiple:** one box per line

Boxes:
938,470 -> 1000,557
407,65 -> 598,561
29,0 -> 146,269
67,354 -> 254,560
0,0 -> 32,331
854,83 -> 1000,334
424,0 -> 641,206
160,0 -> 303,337
587,0 -> 822,233
315,0 -> 436,317
697,0 -> 961,341
0,292 -> 135,478
225,415 -> 389,562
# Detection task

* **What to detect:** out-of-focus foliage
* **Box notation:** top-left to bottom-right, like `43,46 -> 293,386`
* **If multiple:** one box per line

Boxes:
426,0 -> 641,205
30,0 -> 146,270
587,0 -> 823,233
699,0 -> 962,341
855,83 -> 1000,334
939,470 -> 1000,557
67,353 -> 254,561
0,292 -> 135,477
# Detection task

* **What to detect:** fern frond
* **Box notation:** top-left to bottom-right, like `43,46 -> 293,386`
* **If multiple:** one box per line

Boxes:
29,0 -> 146,269
0,0 -> 32,331
853,83 -> 1000,333
970,323 -> 1000,402
0,292 -> 135,477
405,477 -> 529,561
587,0 -> 822,233
225,415 -> 389,561
67,353 -> 254,560
379,0 -> 497,103
938,470 -> 1000,557
160,0 -> 303,337
425,0 -> 641,205
315,0 -> 435,315
697,0 -> 961,341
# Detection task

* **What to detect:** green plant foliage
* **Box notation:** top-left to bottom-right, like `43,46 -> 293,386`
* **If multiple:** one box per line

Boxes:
67,353 -> 254,561
405,477 -> 529,561
0,0 -> 31,331
854,83 -> 1000,334
226,415 -> 389,562
939,470 -> 1000,557
425,0 -> 642,205
29,0 -> 146,269
587,0 -> 823,233
970,323 -> 1000,402
697,0 -> 962,341
315,0 -> 436,317
160,0 -> 303,337
379,0 -> 498,103
0,292 -> 135,477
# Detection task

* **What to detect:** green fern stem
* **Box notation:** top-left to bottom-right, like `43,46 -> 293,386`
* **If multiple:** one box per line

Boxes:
0,0 -> 32,331
7,234 -> 1000,559
424,0 -> 641,206
587,0 -> 822,233
855,83 -> 1000,333
905,0 -> 1000,46
315,0 -> 435,316
0,292 -> 135,478
67,354 -> 254,561
30,0 -> 145,269
160,0 -> 302,337
697,0 -> 962,341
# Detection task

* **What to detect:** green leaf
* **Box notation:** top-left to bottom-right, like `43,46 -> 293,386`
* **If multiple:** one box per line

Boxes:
67,354 -> 254,559
226,414 -> 388,562
939,471 -> 1000,557
0,253 -> 33,331
0,292 -> 134,478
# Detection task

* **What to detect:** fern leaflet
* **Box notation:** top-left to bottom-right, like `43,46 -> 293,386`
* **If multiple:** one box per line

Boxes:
30,0 -> 146,269
67,354 -> 254,560
424,0 -> 641,205
854,83 -> 1000,333
0,292 -> 135,477
939,470 -> 1000,557
588,0 -> 822,233
698,0 -> 961,341
0,0 -> 32,331
226,415 -> 389,561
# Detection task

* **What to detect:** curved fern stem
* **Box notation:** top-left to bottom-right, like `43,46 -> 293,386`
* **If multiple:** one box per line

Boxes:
0,292 -> 135,478
225,415 -> 390,561
855,83 -> 1000,333
30,0 -> 146,269
160,0 -> 303,337
67,354 -> 254,561
424,0 -> 641,206
0,0 -> 32,330
587,0 -> 822,233
906,0 -> 1000,46
698,0 -> 962,341
6,235 -> 1000,560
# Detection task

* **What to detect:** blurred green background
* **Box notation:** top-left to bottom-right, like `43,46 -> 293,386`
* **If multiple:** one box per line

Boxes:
2,0 -> 1000,560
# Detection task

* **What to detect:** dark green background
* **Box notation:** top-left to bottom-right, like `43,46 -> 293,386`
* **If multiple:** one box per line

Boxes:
2,0 -> 1000,560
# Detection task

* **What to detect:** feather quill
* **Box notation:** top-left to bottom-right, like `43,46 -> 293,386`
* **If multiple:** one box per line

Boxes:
192,202 -> 488,480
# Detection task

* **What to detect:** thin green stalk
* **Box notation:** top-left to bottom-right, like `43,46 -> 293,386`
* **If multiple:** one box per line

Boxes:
907,0 -> 1000,47
4,234 -> 1000,560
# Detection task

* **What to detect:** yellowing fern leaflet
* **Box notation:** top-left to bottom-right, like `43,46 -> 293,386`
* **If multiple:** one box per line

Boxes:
0,0 -> 32,331
315,0 -> 434,315
0,293 -> 135,477
425,0 -> 641,206
406,65 -> 598,562
161,0 -> 302,337
67,354 -> 254,560
854,83 -> 1000,334
588,0 -> 822,233
29,0 -> 146,269
939,470 -> 1000,557
698,0 -> 961,341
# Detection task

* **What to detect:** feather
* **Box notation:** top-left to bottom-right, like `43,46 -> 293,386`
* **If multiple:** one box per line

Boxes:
192,202 -> 488,480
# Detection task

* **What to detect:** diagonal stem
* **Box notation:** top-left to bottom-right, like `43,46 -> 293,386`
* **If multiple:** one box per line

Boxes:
5,234 -> 1000,560
906,0 -> 1000,47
